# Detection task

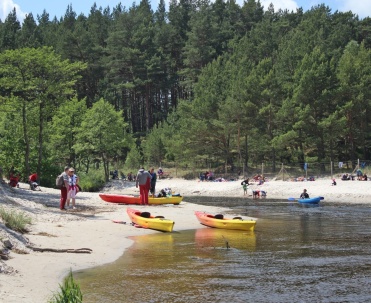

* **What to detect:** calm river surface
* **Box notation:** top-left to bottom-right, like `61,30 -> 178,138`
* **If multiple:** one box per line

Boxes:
75,198 -> 371,303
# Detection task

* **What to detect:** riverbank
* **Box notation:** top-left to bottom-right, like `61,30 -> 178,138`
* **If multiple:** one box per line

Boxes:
0,177 -> 370,302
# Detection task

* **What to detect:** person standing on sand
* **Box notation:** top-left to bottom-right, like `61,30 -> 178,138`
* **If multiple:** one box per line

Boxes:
136,167 -> 151,205
66,167 -> 79,209
149,167 -> 157,198
242,182 -> 248,195
60,166 -> 70,210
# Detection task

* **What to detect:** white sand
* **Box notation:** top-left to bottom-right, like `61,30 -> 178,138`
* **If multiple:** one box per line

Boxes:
0,177 -> 370,302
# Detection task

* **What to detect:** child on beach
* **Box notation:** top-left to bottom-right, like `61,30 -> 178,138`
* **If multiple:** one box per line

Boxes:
242,182 -> 248,195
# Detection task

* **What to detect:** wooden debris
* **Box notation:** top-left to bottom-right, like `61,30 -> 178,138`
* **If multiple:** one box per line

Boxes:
26,246 -> 92,254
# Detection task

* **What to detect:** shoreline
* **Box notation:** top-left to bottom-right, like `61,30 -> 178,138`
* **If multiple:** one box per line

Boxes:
1,177 -> 371,302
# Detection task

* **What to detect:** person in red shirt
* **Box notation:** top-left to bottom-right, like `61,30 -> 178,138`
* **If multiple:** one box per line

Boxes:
29,173 -> 38,190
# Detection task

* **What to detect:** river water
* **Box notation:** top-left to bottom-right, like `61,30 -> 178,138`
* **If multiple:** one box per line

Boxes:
75,198 -> 371,303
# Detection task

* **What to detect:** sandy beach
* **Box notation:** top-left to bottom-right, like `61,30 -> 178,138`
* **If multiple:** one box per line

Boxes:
0,176 -> 370,302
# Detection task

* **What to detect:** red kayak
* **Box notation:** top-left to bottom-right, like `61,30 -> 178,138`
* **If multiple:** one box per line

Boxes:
99,193 -> 183,205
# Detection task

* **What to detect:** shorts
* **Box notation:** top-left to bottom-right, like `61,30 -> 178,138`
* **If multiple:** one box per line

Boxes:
67,188 -> 77,199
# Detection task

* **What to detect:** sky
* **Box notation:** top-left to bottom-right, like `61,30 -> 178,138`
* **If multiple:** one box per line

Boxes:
0,0 -> 370,23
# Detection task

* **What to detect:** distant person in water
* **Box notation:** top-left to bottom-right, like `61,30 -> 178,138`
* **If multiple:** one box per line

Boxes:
300,189 -> 309,199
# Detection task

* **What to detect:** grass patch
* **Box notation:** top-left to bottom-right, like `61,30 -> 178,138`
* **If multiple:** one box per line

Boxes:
0,207 -> 32,233
49,270 -> 83,303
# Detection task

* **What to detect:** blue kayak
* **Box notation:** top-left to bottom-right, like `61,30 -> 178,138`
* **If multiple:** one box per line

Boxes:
297,196 -> 323,204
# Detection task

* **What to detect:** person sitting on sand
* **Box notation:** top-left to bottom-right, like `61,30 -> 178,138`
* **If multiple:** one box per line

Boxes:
253,190 -> 260,198
332,179 -> 337,186
356,169 -> 363,180
127,172 -> 133,181
28,173 -> 39,190
300,189 -> 309,199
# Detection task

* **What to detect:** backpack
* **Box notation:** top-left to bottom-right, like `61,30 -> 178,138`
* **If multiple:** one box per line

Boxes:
56,173 -> 64,188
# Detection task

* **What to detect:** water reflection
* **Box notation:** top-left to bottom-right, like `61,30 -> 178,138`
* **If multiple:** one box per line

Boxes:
75,200 -> 371,303
194,228 -> 256,251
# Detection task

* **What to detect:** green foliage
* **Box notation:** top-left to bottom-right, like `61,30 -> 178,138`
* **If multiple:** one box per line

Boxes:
48,97 -> 88,166
77,169 -> 106,192
0,4 -> 370,182
125,146 -> 143,170
142,127 -> 166,164
0,207 -> 32,233
74,98 -> 132,181
0,46 -> 86,181
49,270 -> 83,303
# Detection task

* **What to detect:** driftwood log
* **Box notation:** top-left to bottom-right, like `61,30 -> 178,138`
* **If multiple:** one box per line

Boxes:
26,245 -> 92,254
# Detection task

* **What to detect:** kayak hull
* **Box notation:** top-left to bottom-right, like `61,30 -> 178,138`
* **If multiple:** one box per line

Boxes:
195,211 -> 256,231
297,196 -> 322,204
99,194 -> 183,205
127,208 -> 175,232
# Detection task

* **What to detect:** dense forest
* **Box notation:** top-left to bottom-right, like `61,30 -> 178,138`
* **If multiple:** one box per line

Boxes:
0,0 -> 370,187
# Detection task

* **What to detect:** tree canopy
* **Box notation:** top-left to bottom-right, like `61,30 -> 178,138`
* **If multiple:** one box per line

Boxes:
0,2 -> 370,184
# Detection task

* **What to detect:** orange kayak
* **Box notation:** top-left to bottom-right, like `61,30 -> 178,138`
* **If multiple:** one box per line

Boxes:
99,193 -> 183,205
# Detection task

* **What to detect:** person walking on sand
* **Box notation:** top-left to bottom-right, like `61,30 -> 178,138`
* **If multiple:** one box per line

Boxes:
136,167 -> 151,205
149,167 -> 157,198
66,167 -> 79,209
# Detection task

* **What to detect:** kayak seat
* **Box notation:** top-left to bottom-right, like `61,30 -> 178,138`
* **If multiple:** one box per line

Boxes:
141,212 -> 151,218
155,215 -> 165,218
214,214 -> 224,219
233,217 -> 242,220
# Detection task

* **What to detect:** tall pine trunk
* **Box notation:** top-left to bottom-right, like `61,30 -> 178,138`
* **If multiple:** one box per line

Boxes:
37,101 -> 44,181
22,101 -> 30,178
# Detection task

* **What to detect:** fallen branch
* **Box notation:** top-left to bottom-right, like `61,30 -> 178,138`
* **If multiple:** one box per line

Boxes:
26,245 -> 92,254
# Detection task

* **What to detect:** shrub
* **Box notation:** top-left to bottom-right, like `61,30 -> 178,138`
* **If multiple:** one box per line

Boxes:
49,270 -> 83,303
78,169 -> 105,192
0,207 -> 32,233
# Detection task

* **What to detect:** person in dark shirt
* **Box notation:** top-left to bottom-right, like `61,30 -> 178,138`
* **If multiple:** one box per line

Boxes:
148,167 -> 157,198
300,189 -> 309,199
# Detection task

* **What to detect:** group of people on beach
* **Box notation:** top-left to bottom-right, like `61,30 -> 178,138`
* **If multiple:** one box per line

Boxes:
241,178 -> 267,198
199,171 -> 214,181
6,166 -> 40,191
135,167 -> 173,204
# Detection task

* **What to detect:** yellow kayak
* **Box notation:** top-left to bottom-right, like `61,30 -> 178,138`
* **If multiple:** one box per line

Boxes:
127,208 -> 175,232
195,211 -> 256,231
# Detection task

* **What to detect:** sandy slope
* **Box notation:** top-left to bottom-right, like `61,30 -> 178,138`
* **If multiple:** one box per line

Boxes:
0,177 -> 370,302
